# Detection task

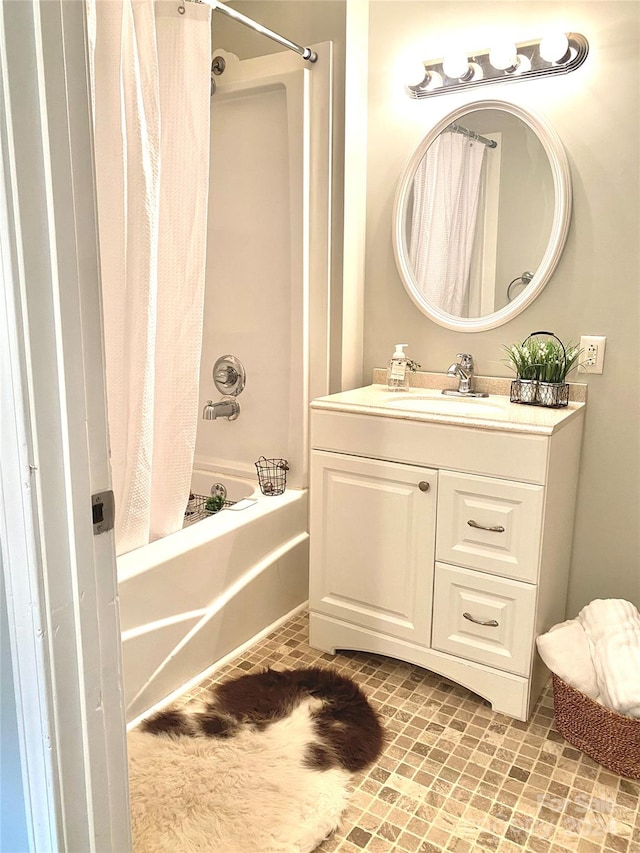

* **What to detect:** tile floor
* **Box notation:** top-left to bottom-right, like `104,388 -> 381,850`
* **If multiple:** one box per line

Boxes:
178,610 -> 639,853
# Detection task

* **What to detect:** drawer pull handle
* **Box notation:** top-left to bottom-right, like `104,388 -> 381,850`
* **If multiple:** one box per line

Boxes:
418,481 -> 431,492
467,519 -> 505,533
463,612 -> 499,628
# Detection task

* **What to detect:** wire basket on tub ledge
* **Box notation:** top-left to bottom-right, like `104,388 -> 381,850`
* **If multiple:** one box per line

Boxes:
505,331 -> 581,409
254,456 -> 289,496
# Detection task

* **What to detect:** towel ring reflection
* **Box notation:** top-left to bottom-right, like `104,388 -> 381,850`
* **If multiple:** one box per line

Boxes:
507,270 -> 535,302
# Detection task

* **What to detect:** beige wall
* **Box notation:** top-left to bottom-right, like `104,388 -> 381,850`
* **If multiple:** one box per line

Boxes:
363,1 -> 639,613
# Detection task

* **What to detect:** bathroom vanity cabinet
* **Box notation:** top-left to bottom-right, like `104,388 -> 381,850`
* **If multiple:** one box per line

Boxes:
308,384 -> 586,721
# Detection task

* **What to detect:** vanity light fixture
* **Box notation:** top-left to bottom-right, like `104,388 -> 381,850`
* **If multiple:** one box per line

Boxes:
407,32 -> 588,98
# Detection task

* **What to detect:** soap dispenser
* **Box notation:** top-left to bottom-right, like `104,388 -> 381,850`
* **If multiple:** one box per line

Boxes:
387,343 -> 410,392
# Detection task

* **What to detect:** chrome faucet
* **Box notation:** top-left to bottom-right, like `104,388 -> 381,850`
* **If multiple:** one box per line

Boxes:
443,353 -> 488,398
202,396 -> 240,421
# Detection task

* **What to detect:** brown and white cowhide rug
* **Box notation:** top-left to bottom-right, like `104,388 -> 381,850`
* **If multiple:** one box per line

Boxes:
128,667 -> 384,853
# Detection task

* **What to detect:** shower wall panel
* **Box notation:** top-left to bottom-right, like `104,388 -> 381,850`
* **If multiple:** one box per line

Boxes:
202,83 -> 294,474
195,46 -> 332,490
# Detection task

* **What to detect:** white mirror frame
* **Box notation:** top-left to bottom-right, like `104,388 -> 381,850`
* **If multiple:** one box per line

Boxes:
392,99 -> 572,332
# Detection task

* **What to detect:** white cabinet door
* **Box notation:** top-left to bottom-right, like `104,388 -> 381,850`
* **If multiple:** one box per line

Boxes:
436,471 -> 544,583
310,451 -> 437,644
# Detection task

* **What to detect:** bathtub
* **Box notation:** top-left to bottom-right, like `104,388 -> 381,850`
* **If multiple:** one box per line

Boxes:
117,471 -> 309,724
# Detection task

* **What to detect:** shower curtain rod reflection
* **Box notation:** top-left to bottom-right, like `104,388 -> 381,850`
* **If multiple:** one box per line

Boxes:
193,0 -> 318,62
447,122 -> 497,148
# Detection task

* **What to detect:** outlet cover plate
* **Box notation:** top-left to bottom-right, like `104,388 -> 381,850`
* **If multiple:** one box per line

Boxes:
578,335 -> 606,374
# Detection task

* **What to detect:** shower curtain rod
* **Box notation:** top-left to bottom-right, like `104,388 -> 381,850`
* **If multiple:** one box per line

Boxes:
195,0 -> 318,62
447,122 -> 497,149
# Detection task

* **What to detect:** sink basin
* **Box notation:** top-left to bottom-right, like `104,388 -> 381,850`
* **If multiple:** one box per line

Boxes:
382,393 -> 504,417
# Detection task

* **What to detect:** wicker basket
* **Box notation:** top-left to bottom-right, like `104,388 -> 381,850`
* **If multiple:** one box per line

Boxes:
551,673 -> 640,778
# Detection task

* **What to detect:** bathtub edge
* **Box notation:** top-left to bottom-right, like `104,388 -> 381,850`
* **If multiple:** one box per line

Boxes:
126,600 -> 308,731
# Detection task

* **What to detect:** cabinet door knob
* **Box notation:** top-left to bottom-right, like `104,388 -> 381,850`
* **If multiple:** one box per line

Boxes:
467,519 -> 505,533
463,612 -> 499,627
418,481 -> 430,492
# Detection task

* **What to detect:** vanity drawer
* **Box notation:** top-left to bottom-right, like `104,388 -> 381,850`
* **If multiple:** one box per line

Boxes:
432,563 -> 536,677
310,409 -> 550,484
436,471 -> 544,583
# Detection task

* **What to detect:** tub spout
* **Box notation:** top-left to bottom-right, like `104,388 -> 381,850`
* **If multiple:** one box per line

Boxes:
202,396 -> 240,421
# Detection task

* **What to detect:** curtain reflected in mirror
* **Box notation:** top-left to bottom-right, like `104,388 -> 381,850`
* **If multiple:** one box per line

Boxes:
408,129 -> 488,316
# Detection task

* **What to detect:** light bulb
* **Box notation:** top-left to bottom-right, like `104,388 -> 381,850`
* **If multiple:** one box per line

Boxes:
423,70 -> 443,91
513,54 -> 532,74
489,41 -> 518,71
539,32 -> 570,63
403,58 -> 428,87
442,51 -> 471,80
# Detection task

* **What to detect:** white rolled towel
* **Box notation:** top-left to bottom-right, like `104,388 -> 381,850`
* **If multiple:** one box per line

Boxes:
536,619 -> 600,701
591,625 -> 640,718
578,598 -> 640,645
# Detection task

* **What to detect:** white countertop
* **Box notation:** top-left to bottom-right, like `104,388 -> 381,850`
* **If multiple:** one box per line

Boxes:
310,384 -> 586,436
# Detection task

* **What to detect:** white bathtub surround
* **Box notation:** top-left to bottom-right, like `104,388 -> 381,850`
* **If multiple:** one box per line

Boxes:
118,473 -> 309,722
195,44 -> 333,490
126,601 -> 307,732
90,0 -> 212,554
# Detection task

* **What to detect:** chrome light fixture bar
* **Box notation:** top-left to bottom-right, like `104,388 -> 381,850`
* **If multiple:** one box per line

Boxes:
407,33 -> 588,98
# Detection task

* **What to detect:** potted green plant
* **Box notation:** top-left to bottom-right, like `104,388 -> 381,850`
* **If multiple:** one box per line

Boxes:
504,333 -> 581,408
503,339 -> 540,403
536,336 -> 581,407
205,493 -> 226,514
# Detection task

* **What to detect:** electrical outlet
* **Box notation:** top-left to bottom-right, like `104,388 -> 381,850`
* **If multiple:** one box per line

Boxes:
578,335 -> 607,374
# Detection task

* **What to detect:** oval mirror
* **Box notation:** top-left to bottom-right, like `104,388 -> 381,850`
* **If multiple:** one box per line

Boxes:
392,100 -> 571,331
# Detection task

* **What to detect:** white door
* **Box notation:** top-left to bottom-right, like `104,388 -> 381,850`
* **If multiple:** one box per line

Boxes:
309,450 -> 437,645
0,2 -> 129,849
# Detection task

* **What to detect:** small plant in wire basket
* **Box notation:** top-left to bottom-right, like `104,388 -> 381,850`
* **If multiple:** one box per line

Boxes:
205,493 -> 227,514
544,340 -> 581,382
504,332 -> 581,408
503,339 -> 540,403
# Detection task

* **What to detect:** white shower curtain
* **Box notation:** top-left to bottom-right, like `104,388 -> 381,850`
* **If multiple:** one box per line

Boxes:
89,0 -> 212,554
409,132 -> 486,316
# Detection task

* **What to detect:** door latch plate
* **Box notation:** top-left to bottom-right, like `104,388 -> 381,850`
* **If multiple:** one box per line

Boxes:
92,490 -> 115,535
